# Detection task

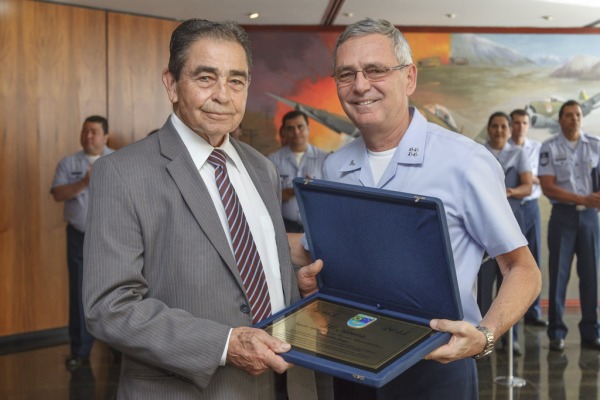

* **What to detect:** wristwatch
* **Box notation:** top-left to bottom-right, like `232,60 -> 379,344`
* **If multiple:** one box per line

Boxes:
472,325 -> 494,360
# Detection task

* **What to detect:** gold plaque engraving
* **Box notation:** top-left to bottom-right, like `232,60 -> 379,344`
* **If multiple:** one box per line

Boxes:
264,298 -> 433,371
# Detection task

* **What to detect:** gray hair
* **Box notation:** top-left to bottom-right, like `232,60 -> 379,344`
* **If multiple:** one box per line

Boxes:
333,18 -> 413,69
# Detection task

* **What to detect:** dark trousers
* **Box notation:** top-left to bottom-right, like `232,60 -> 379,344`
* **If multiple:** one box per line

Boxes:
522,199 -> 543,320
547,205 -> 600,342
283,218 -> 304,233
67,225 -> 95,357
333,358 -> 478,400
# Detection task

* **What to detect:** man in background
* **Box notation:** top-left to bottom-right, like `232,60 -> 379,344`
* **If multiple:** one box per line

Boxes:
51,115 -> 113,371
268,110 -> 328,233
509,108 -> 547,327
539,100 -> 600,352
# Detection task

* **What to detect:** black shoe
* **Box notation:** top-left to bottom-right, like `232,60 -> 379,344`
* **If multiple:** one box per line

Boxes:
581,339 -> 600,350
549,338 -> 565,351
65,356 -> 90,371
524,317 -> 548,327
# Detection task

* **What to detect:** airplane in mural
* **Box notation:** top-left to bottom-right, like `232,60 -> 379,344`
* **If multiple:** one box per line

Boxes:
267,93 -> 462,138
526,90 -> 600,133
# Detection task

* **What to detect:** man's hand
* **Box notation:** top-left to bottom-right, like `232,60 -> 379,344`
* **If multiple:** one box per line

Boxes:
583,192 -> 600,209
227,327 -> 292,376
423,319 -> 487,363
296,259 -> 323,298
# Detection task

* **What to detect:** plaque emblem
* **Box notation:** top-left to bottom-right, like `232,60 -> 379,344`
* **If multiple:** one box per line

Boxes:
347,314 -> 378,328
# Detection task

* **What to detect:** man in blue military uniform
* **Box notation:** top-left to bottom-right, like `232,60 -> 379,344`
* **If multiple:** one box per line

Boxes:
268,110 -> 328,233
51,115 -> 114,370
291,18 -> 541,399
509,109 -> 548,327
539,100 -> 600,352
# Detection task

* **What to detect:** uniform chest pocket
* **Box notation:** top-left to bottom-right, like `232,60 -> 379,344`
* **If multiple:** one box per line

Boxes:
554,159 -> 572,183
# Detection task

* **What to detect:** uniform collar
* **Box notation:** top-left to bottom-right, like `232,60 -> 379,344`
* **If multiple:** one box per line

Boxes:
558,130 -> 588,146
395,107 -> 426,165
337,107 -> 427,186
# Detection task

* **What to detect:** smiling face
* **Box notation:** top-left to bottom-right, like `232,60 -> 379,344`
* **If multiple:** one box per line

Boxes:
488,115 -> 510,150
334,34 -> 417,147
162,38 -> 249,147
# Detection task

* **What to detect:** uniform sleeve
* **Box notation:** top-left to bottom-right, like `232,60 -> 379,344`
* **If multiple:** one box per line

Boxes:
51,157 -> 70,190
461,147 -> 527,257
538,142 -> 555,177
517,148 -> 532,174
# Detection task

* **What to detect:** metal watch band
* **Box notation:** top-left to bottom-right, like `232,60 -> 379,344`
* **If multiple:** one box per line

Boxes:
473,325 -> 494,360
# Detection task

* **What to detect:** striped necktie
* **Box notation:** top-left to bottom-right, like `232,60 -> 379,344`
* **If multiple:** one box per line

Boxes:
207,149 -> 272,324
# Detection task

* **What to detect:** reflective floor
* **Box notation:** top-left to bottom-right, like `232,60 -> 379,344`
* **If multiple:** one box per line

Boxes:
1,308 -> 599,400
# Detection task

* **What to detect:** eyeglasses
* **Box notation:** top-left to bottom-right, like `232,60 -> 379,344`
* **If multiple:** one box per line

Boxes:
332,64 -> 410,86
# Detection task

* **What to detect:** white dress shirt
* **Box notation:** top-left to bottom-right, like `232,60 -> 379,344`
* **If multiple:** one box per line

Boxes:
171,113 -> 285,364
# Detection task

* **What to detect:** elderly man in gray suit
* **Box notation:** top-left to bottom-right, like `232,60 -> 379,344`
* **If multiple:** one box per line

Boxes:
83,19 -> 325,399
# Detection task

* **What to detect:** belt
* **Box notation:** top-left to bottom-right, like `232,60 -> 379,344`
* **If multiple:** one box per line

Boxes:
553,203 -> 587,212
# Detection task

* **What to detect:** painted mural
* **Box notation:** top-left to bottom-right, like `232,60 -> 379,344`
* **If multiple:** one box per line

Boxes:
243,30 -> 600,155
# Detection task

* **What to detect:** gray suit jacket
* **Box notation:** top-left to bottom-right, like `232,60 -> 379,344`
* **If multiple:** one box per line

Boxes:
83,119 -> 317,399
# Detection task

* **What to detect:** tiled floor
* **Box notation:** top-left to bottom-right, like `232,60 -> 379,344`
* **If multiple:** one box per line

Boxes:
1,308 -> 599,399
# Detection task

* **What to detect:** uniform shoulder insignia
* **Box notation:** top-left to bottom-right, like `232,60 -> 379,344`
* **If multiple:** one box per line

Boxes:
539,151 -> 550,166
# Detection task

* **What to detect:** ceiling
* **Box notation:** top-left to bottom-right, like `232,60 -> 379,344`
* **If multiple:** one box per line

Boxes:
42,0 -> 600,28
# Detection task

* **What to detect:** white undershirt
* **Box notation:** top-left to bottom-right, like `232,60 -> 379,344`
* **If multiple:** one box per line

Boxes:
567,138 -> 579,150
171,113 -> 285,365
86,154 -> 101,164
293,151 -> 305,166
367,147 -> 396,185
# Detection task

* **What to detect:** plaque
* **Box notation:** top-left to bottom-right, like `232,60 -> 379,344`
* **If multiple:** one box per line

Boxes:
255,178 -> 462,387
264,298 -> 434,372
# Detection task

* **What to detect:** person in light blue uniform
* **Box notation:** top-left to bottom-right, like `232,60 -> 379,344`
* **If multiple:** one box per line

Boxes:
268,110 -> 328,233
288,18 -> 541,399
539,99 -> 600,352
51,115 -> 114,370
509,108 -> 548,327
479,111 -> 532,355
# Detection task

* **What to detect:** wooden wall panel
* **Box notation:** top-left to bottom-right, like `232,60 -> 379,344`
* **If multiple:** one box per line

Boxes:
107,13 -> 178,149
0,0 -> 106,336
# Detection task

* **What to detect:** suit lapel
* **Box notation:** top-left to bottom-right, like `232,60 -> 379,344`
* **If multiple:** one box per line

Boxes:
158,120 -> 244,290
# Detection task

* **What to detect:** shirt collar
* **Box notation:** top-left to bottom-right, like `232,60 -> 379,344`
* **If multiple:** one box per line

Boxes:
396,107 -> 426,165
338,107 -> 427,173
170,113 -> 242,172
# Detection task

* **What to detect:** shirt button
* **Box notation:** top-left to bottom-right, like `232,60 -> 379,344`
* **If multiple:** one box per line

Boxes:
240,304 -> 251,314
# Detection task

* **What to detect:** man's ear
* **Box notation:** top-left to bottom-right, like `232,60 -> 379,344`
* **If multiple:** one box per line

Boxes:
405,64 -> 418,97
162,68 -> 178,104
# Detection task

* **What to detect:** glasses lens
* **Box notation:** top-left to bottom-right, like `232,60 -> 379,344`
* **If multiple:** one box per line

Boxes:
335,71 -> 356,84
364,67 -> 389,81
